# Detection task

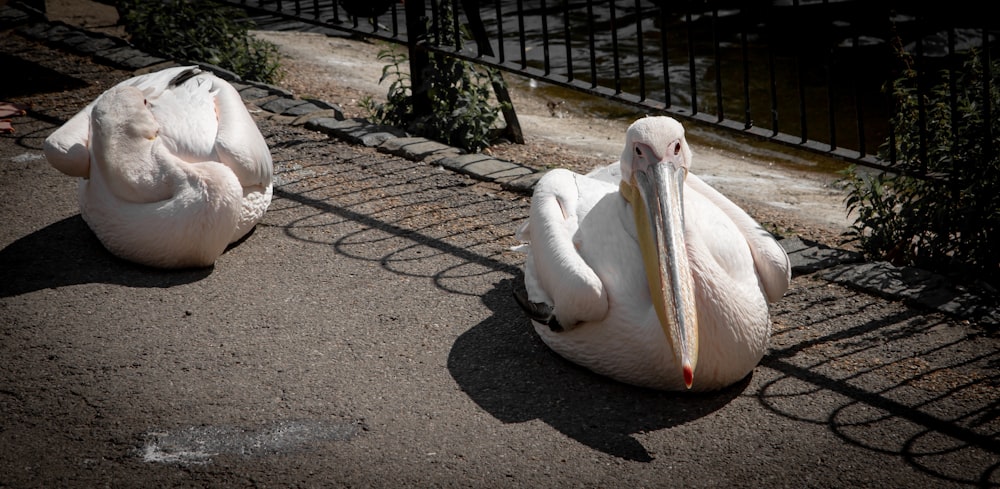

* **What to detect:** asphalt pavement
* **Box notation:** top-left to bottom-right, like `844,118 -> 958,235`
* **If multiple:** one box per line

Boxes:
1,5 -> 998,488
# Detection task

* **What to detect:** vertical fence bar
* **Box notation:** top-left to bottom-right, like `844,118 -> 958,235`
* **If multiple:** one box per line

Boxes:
462,0 -> 490,57
852,31 -> 866,158
793,0 -> 808,143
685,6 -> 698,115
797,52 -> 808,143
610,1 -> 621,94
391,1 -> 399,36
826,44 -> 837,150
740,8 -> 751,129
982,25 -> 993,164
882,24 -> 905,169
711,5 -> 722,121
948,27 -> 959,145
563,0 -> 573,81
495,0 -> 505,63
635,0 -> 646,101
915,29 -> 928,175
517,0 -> 526,69
767,33 -> 779,135
660,4 -> 671,108
821,0 -> 837,150
587,0 -> 597,87
450,0 -> 461,50
405,0 -> 431,117
429,0 -> 440,45
541,0 -> 550,75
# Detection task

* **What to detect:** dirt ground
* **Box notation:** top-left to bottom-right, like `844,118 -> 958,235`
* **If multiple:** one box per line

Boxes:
1,2 -> 997,488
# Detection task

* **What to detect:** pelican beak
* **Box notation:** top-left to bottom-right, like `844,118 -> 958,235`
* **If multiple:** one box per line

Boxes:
621,154 -> 699,389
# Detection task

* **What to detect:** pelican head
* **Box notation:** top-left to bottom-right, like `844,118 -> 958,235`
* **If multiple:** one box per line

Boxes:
90,85 -> 160,179
91,86 -> 159,145
89,85 -> 171,204
618,116 -> 698,389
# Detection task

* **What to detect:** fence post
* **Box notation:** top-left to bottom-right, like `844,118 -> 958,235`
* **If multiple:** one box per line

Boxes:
405,0 -> 431,117
460,0 -> 524,144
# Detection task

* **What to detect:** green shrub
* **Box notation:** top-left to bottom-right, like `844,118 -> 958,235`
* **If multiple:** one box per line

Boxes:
842,42 -> 1000,285
360,4 -> 506,153
117,0 -> 283,84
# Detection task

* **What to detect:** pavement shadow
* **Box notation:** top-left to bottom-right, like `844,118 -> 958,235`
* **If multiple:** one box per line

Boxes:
0,53 -> 90,98
0,215 -> 210,297
448,277 -> 744,462
274,181 -> 742,460
760,286 -> 1000,486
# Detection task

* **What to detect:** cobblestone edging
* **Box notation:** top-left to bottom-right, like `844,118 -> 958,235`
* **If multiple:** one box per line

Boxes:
2,5 -> 995,327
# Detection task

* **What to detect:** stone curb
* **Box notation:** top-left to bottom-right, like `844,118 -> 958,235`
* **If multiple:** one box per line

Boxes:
818,262 -> 999,327
3,4 -> 995,328
779,237 -> 997,326
780,236 -> 864,276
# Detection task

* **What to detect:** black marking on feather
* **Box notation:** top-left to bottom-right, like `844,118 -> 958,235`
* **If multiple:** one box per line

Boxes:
512,282 -> 563,332
168,68 -> 202,88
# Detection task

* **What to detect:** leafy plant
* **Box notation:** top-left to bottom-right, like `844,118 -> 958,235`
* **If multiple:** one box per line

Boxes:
360,4 -> 506,153
117,0 -> 283,84
841,40 -> 1000,285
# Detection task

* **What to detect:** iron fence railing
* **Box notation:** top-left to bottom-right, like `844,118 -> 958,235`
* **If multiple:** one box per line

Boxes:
228,0 -> 997,178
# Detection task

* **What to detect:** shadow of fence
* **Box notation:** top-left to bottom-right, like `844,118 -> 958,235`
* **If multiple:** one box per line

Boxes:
262,119 -> 998,480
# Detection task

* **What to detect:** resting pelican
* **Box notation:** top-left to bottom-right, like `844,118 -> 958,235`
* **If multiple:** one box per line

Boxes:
43,66 -> 273,268
514,116 -> 790,391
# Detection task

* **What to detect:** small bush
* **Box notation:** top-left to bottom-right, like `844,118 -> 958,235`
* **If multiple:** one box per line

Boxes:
117,0 -> 283,84
841,41 -> 1000,285
361,46 -> 504,153
360,4 -> 506,153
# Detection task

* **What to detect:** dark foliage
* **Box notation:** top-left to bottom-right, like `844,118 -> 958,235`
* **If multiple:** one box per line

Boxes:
117,0 -> 283,84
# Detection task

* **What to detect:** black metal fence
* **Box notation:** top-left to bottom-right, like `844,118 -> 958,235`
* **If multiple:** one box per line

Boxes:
229,0 -> 997,176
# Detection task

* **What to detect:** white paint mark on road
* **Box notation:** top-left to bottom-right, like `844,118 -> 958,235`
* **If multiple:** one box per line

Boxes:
140,419 -> 365,465
10,152 -> 44,163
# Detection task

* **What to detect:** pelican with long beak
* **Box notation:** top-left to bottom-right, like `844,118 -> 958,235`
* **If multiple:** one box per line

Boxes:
514,116 -> 790,391
43,66 -> 273,268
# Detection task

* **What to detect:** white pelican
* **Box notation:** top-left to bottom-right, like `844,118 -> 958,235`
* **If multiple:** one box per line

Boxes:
514,116 -> 791,391
43,66 -> 273,268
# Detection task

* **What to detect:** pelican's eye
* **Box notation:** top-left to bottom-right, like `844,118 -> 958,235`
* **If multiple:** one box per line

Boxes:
673,142 -> 681,156
635,146 -> 643,156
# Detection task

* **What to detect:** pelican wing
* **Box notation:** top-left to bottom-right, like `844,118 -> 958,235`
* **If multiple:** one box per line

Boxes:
685,173 -> 790,302
43,66 -> 207,179
208,77 -> 273,189
127,67 -> 272,189
517,169 -> 615,329
43,107 -> 92,178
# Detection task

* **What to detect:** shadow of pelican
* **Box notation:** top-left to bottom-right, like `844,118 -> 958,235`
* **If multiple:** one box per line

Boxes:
0,215 -> 212,297
448,277 -> 745,462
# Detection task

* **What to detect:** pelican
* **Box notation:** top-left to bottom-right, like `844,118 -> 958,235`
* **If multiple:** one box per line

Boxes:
43,66 -> 273,268
514,116 -> 790,391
